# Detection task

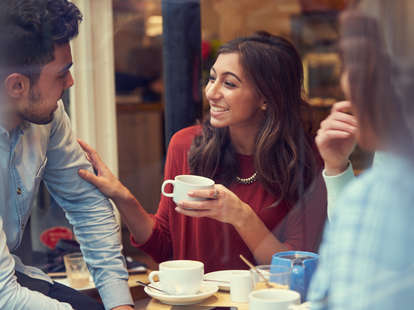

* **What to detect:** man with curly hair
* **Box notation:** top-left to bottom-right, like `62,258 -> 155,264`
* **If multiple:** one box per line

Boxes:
0,1 -> 134,309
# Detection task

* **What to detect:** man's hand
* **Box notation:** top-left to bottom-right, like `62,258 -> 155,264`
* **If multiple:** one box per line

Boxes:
315,101 -> 358,176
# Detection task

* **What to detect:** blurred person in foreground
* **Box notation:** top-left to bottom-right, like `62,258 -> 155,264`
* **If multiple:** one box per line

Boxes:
78,32 -> 327,272
0,0 -> 133,309
308,0 -> 414,309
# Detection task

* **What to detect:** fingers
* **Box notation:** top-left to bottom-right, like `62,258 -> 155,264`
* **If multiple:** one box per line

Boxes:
318,106 -> 358,138
175,206 -> 211,217
318,119 -> 357,137
78,168 -> 100,184
322,110 -> 358,128
77,139 -> 108,174
77,139 -> 101,161
212,188 -> 219,199
177,199 -> 212,211
331,100 -> 353,114
188,186 -> 221,200
77,138 -> 93,153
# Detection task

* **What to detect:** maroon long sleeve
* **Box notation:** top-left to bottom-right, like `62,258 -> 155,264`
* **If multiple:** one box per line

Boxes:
132,125 -> 326,273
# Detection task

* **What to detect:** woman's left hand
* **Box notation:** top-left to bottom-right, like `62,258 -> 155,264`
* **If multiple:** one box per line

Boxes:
175,184 -> 251,228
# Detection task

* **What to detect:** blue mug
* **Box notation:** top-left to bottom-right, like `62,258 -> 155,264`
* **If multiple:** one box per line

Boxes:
271,251 -> 318,301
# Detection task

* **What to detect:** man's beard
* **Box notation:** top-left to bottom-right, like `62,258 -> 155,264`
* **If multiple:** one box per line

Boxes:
21,88 -> 61,125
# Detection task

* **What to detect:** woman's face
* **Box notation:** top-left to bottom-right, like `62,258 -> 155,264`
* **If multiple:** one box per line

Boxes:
205,52 -> 265,131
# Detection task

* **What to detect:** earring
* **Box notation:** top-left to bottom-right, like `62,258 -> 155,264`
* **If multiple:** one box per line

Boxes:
261,104 -> 267,111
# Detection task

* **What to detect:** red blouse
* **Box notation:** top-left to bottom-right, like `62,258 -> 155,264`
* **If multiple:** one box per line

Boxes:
132,125 -> 326,273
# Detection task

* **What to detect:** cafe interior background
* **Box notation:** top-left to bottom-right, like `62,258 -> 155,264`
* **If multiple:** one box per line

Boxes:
15,0 -> 373,270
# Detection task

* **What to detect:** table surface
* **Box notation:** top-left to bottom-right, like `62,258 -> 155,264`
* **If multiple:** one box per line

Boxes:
50,271 -> 247,310
134,291 -> 248,310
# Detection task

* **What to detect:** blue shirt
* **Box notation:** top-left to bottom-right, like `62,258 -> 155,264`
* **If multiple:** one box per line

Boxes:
308,152 -> 414,310
0,102 -> 133,309
323,152 -> 384,220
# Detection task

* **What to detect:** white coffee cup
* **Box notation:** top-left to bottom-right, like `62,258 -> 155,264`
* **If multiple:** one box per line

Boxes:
148,260 -> 204,295
249,289 -> 300,310
161,175 -> 215,204
230,270 -> 253,303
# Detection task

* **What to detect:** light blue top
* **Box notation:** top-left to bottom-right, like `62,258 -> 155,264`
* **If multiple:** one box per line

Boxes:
323,153 -> 385,220
0,102 -> 133,309
308,152 -> 414,309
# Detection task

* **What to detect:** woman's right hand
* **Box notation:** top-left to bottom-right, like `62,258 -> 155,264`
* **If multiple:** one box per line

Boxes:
77,139 -> 131,202
315,101 -> 359,176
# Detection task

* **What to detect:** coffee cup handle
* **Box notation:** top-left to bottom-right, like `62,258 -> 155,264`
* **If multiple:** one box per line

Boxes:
148,270 -> 160,285
161,180 -> 175,197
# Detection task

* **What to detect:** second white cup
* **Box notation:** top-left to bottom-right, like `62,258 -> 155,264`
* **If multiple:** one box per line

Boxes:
249,289 -> 300,310
161,175 -> 215,204
230,270 -> 253,303
148,260 -> 204,295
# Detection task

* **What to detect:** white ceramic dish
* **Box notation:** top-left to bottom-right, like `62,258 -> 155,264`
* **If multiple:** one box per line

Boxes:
204,270 -> 245,291
144,282 -> 218,305
53,275 -> 95,291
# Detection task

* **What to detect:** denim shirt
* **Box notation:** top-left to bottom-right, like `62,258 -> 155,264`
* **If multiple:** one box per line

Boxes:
0,102 -> 133,309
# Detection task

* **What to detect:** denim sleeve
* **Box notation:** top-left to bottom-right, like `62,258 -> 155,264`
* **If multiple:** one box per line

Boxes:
0,218 -> 73,309
42,103 -> 133,309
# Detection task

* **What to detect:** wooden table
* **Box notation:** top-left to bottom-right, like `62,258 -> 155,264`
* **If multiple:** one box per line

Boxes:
48,272 -> 149,302
50,271 -> 248,310
134,291 -> 248,310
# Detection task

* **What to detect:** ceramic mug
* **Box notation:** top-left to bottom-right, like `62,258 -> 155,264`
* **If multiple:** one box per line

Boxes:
248,289 -> 300,310
271,251 -> 319,301
148,260 -> 204,295
230,270 -> 253,303
161,175 -> 215,204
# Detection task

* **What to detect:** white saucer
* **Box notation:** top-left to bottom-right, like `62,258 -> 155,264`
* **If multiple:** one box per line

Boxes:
144,282 -> 218,305
204,270 -> 245,291
53,276 -> 95,291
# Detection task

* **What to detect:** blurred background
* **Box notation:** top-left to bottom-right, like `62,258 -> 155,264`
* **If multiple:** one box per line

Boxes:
17,0 -> 373,270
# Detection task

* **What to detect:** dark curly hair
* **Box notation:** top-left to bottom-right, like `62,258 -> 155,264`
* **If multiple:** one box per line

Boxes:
0,0 -> 82,83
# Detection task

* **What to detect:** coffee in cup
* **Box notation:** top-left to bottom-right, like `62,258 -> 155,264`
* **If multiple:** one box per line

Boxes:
161,175 -> 215,204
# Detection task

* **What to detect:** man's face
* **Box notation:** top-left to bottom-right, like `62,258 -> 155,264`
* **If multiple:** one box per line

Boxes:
19,43 -> 74,124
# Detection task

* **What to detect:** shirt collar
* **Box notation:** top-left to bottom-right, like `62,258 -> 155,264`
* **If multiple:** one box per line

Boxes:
0,120 -> 31,140
0,124 -> 9,139
18,120 -> 31,133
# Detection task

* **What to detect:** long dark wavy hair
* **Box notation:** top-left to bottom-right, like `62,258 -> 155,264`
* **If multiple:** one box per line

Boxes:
340,2 -> 414,152
189,31 -> 318,205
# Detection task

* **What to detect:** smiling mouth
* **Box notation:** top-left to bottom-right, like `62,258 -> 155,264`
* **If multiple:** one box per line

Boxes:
210,106 -> 229,113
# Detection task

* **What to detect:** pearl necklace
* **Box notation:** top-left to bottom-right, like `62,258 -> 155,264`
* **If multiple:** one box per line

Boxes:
236,171 -> 258,184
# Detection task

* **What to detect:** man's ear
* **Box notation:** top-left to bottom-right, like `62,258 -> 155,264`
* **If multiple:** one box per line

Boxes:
4,73 -> 30,99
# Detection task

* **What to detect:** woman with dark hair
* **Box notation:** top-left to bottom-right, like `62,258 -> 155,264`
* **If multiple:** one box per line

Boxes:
78,32 -> 327,272
308,0 -> 414,309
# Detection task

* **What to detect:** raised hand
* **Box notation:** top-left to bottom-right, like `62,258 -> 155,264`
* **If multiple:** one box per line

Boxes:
77,139 -> 131,202
315,101 -> 359,175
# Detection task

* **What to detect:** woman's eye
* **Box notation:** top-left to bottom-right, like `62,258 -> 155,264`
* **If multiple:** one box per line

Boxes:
224,81 -> 236,88
208,75 -> 216,82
